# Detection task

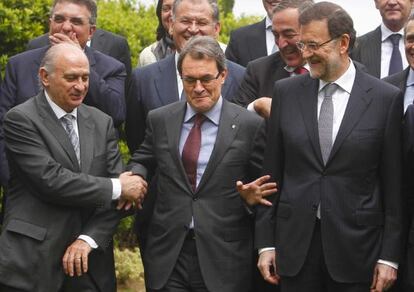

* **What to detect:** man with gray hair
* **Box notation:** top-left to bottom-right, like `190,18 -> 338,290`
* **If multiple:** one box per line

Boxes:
0,43 -> 144,292
127,35 -> 274,292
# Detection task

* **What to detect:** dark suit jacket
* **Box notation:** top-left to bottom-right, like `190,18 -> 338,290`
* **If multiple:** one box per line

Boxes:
256,66 -> 403,283
233,52 -> 289,106
225,18 -> 268,67
125,54 -> 246,152
0,45 -> 126,185
351,26 -> 382,78
27,29 -> 132,76
0,92 -> 123,291
128,99 -> 265,292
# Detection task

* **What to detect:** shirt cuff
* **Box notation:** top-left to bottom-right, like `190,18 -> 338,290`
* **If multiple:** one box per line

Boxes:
247,101 -> 256,112
377,259 -> 398,270
78,235 -> 98,249
258,247 -> 275,255
111,178 -> 121,200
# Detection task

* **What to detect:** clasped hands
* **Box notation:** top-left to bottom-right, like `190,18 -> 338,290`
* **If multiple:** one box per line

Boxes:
117,171 -> 148,210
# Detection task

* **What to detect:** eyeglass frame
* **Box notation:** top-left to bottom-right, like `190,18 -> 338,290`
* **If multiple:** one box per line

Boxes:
181,72 -> 222,87
296,36 -> 340,52
50,14 -> 93,26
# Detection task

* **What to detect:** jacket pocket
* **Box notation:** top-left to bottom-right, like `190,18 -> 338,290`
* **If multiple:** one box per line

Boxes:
6,219 -> 47,241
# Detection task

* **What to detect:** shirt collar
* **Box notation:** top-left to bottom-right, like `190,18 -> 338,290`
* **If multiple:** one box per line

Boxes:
318,59 -> 356,94
44,90 -> 78,120
284,63 -> 310,73
265,16 -> 272,30
381,23 -> 404,42
184,97 -> 223,126
407,68 -> 414,87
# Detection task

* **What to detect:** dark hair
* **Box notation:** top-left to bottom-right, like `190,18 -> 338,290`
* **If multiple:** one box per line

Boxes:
51,0 -> 97,25
272,0 -> 314,15
177,36 -> 226,75
299,1 -> 356,52
156,0 -> 167,41
172,0 -> 219,23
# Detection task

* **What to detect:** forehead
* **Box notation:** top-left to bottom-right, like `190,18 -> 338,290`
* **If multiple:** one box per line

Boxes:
52,1 -> 91,17
55,52 -> 89,72
181,55 -> 218,74
406,20 -> 414,34
175,0 -> 213,19
273,8 -> 300,30
300,20 -> 329,40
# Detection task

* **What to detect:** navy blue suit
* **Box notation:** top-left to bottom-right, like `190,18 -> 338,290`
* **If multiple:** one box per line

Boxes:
0,46 -> 126,185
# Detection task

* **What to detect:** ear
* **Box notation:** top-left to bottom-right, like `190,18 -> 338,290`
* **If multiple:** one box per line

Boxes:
214,21 -> 221,38
89,24 -> 96,40
220,68 -> 228,84
339,34 -> 350,55
39,67 -> 50,88
374,0 -> 380,10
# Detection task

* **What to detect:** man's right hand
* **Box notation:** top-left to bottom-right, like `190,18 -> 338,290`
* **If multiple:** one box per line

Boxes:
118,171 -> 147,210
49,32 -> 81,48
258,250 -> 280,285
253,97 -> 272,118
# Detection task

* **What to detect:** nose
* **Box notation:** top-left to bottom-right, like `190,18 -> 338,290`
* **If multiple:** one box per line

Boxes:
61,19 -> 73,33
74,77 -> 87,91
301,47 -> 313,59
188,20 -> 200,35
277,37 -> 288,49
193,80 -> 205,93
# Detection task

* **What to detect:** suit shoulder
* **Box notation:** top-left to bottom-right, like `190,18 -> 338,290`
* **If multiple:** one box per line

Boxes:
131,56 -> 172,79
79,103 -> 113,122
355,27 -> 380,44
246,52 -> 283,69
230,20 -> 264,37
7,47 -> 46,65
227,101 -> 263,124
92,48 -> 124,67
226,60 -> 246,76
97,29 -> 128,44
382,69 -> 407,87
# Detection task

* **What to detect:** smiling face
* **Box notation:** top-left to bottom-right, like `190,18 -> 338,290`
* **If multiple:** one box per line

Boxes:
375,0 -> 414,31
405,19 -> 414,68
171,0 -> 220,52
272,7 -> 303,68
181,54 -> 227,113
299,20 -> 350,82
40,46 -> 90,112
49,1 -> 96,48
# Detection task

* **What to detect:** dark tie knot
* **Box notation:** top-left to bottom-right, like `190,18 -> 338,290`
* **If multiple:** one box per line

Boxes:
389,34 -> 401,46
323,83 -> 339,98
193,113 -> 206,128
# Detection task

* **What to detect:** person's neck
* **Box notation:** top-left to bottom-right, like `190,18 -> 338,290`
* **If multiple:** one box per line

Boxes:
385,22 -> 404,33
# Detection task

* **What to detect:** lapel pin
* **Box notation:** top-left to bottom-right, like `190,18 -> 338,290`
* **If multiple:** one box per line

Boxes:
231,124 -> 236,129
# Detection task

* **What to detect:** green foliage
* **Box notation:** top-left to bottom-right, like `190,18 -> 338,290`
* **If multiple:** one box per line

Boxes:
219,13 -> 262,44
114,247 -> 144,284
218,0 -> 235,16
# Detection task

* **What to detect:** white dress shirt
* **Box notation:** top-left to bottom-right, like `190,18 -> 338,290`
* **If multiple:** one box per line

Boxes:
380,23 -> 408,78
265,16 -> 278,55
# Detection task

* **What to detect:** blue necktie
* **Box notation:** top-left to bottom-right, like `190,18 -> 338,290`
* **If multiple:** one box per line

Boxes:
389,34 -> 403,76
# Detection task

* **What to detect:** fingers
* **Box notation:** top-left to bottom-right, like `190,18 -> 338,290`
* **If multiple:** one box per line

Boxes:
62,239 -> 92,277
371,264 -> 397,292
259,198 -> 273,207
257,251 -> 279,285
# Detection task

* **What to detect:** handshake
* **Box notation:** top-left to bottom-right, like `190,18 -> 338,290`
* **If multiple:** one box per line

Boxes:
117,171 -> 148,210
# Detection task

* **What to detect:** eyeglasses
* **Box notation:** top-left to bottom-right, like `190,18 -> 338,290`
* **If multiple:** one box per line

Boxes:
182,72 -> 221,86
296,37 -> 337,52
176,17 -> 214,29
51,14 -> 91,26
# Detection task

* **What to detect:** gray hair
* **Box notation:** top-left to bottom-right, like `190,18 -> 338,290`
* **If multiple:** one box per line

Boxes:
50,0 -> 97,25
177,35 -> 226,75
172,0 -> 219,23
273,0 -> 314,15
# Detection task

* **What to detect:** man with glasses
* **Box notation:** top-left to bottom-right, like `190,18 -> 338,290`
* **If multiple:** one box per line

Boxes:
248,2 -> 404,291
233,0 -> 313,119
127,35 -> 273,292
226,0 -> 281,67
0,0 -> 126,191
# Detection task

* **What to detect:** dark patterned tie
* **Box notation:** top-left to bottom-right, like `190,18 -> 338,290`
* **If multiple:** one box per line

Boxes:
182,114 -> 206,191
388,34 -> 403,76
319,83 -> 338,165
61,114 -> 80,164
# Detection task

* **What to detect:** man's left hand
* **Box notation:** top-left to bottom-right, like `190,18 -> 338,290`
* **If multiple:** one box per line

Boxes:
370,263 -> 397,291
62,239 -> 92,277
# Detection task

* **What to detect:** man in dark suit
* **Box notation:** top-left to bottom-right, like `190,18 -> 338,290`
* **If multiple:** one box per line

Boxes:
384,15 -> 414,292
351,0 -> 413,78
127,35 -> 274,292
234,0 -> 313,118
225,0 -> 282,67
0,0 -> 126,187
0,43 -> 144,292
27,28 -> 132,77
251,3 -> 403,291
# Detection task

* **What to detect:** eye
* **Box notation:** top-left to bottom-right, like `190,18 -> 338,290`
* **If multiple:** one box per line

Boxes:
70,17 -> 85,26
52,15 -> 65,23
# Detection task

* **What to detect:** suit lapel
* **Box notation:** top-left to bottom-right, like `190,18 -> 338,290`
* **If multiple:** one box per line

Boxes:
297,77 -> 322,163
197,100 -> 239,192
77,106 -> 95,172
91,29 -> 105,51
328,70 -> 373,163
164,102 -> 191,191
154,55 -> 180,106
35,92 -> 80,171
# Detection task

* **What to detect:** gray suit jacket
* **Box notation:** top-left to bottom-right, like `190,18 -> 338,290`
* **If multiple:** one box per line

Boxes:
0,92 -> 123,291
351,26 -> 382,78
128,99 -> 265,292
256,66 -> 403,282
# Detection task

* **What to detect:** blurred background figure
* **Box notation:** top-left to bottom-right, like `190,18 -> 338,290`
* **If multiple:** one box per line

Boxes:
138,0 -> 175,67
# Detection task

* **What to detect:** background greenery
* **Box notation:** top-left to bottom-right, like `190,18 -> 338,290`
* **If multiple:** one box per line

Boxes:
0,0 -> 260,288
